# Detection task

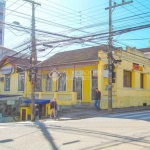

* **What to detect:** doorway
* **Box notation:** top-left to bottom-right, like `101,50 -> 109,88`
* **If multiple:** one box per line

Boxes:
39,104 -> 46,117
73,77 -> 82,100
22,109 -> 26,121
91,70 -> 98,100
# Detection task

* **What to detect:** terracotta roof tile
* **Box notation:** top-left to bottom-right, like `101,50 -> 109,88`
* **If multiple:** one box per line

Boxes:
7,56 -> 31,67
40,45 -> 109,67
0,56 -> 40,68
138,48 -> 150,53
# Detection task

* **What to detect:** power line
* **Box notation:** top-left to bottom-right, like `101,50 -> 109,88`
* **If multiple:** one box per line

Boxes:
114,38 -> 150,41
5,26 -> 27,36
37,0 -> 150,26
6,0 -> 20,9
3,0 -> 149,49
3,0 -> 150,27
2,3 -> 149,35
5,1 -> 27,17
5,0 -> 148,28
2,19 -> 149,49
136,0 -> 150,11
121,5 -> 148,23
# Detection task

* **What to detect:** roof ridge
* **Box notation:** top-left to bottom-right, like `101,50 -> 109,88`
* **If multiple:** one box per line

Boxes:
39,45 -> 108,67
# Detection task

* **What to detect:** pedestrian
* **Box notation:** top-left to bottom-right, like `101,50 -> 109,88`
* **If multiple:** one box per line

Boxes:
94,88 -> 101,111
53,98 -> 57,117
50,98 -> 57,118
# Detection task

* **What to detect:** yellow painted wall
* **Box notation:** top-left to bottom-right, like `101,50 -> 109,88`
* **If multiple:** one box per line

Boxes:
34,65 -> 98,103
98,48 -> 150,109
20,106 -> 31,121
25,48 -> 150,109
2,47 -> 150,111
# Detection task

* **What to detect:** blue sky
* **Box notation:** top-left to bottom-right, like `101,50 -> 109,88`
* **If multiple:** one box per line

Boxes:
3,0 -> 150,60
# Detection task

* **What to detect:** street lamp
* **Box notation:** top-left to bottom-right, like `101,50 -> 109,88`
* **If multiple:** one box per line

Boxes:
13,21 -> 20,25
12,21 -> 30,34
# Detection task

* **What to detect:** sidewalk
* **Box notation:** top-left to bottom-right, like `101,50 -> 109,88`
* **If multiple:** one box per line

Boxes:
40,105 -> 150,122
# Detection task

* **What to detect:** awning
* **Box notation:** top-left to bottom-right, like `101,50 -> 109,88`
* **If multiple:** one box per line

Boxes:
23,99 -> 50,104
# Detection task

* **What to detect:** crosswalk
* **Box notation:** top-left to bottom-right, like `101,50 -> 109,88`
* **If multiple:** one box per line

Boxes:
106,110 -> 150,121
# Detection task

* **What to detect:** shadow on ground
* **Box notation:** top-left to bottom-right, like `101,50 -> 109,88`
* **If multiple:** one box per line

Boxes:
34,122 -> 58,150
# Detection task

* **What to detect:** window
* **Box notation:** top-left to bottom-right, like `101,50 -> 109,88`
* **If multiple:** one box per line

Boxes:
140,74 -> 144,89
4,74 -> 10,91
123,70 -> 132,87
58,73 -> 66,91
45,77 -> 53,91
35,75 -> 42,92
18,73 -> 25,91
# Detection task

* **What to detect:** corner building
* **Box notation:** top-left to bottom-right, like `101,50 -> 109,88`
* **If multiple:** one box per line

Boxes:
31,45 -> 150,109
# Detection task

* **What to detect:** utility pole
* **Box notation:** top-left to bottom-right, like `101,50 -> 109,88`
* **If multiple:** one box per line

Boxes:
24,0 -> 41,121
105,0 -> 133,113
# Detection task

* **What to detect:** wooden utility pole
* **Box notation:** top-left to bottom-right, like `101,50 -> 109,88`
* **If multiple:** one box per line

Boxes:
108,0 -> 113,113
24,0 -> 41,121
105,0 -> 133,113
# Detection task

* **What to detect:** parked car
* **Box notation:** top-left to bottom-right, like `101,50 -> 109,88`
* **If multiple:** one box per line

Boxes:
0,113 -> 2,123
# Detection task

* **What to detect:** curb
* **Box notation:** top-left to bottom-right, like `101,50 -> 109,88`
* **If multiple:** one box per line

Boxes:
57,118 -> 80,121
114,107 -> 150,114
57,107 -> 150,121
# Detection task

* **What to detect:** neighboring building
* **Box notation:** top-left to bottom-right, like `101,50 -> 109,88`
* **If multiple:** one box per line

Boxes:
0,0 -> 5,45
0,45 -> 30,60
0,56 -> 30,117
139,48 -> 150,59
1,45 -> 150,121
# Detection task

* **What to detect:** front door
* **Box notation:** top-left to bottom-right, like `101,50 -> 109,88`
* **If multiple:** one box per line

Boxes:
75,77 -> 82,100
72,70 -> 83,100
91,70 -> 98,100
22,109 -> 26,121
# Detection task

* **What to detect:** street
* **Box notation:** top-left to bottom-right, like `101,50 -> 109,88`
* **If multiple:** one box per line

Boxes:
0,110 -> 150,150
0,0 -> 150,149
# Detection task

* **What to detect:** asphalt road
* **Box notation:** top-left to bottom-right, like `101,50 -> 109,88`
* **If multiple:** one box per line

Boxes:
0,110 -> 150,150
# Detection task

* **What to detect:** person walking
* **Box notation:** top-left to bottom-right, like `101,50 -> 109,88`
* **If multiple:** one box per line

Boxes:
94,88 -> 101,111
50,98 -> 57,118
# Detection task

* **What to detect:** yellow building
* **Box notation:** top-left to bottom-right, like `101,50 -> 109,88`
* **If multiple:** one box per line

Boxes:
30,45 -> 150,109
1,45 -> 150,121
0,56 -> 30,119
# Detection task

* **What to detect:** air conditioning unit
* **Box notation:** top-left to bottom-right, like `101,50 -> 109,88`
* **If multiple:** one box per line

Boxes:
0,77 -> 4,82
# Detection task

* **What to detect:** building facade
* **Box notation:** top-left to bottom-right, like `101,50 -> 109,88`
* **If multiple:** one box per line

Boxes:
0,56 -> 30,117
1,45 -> 150,120
34,45 -> 150,109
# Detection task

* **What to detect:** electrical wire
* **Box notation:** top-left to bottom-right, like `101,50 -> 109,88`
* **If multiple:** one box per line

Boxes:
6,0 -> 20,9
136,0 -> 150,11
2,0 -> 149,51
5,1 -> 27,17
2,2 -> 149,35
